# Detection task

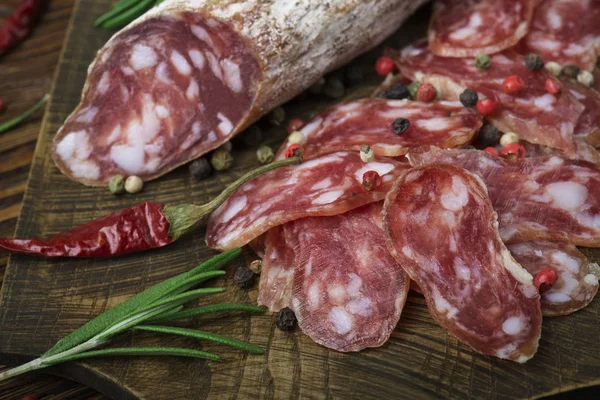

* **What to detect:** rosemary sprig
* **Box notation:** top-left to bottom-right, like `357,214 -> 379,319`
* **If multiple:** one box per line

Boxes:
95,0 -> 165,29
0,94 -> 49,134
0,248 -> 264,382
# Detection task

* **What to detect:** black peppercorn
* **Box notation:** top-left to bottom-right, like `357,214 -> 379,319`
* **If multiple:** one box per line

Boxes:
392,118 -> 410,134
596,56 -> 600,69
344,65 -> 364,87
380,82 -> 411,100
323,77 -> 345,99
189,157 -> 212,180
561,64 -> 580,79
275,307 -> 297,331
234,265 -> 256,288
478,124 -> 501,147
459,88 -> 478,107
242,125 -> 263,146
524,53 -> 544,71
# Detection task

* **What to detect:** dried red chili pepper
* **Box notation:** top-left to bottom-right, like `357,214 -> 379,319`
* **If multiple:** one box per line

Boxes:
0,0 -> 43,56
0,157 -> 301,258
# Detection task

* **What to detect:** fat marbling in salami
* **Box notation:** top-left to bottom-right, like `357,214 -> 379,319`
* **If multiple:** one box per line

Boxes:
257,227 -> 296,312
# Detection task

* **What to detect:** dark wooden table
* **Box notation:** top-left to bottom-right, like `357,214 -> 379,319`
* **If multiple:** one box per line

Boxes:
0,0 -> 105,398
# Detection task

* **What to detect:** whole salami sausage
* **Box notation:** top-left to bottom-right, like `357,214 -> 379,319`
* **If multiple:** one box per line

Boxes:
51,0 -> 427,186
383,163 -> 542,362
288,204 -> 409,352
508,241 -> 599,316
429,0 -> 538,57
408,146 -> 600,246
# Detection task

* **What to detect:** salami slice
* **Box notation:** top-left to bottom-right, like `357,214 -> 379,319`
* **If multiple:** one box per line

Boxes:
288,204 -> 409,352
383,163 -> 542,362
508,241 -> 599,316
564,78 -> 600,147
274,99 -> 482,160
51,0 -> 427,186
398,41 -> 585,152
408,146 -> 600,246
521,139 -> 600,165
519,0 -> 600,71
428,0 -> 538,57
257,227 -> 296,312
206,152 -> 407,250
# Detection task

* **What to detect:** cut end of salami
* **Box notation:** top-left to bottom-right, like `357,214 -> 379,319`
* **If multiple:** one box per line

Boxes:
383,163 -> 542,362
428,0 -> 537,57
275,99 -> 482,160
52,13 -> 260,185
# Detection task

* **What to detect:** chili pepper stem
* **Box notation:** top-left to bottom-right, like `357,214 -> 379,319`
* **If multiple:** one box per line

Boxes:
163,156 -> 302,239
0,94 -> 50,134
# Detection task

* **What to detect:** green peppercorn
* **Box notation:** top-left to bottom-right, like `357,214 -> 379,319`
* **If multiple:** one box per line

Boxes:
323,77 -> 345,99
524,53 -> 544,71
478,124 -> 500,147
234,265 -> 256,288
108,175 -> 125,195
241,125 -> 263,146
344,64 -> 364,87
189,157 -> 212,180
275,307 -> 297,331
256,145 -> 274,164
407,81 -> 420,99
475,54 -> 491,70
268,107 -> 285,126
459,88 -> 478,107
392,118 -> 410,134
380,82 -> 411,100
211,149 -> 233,171
308,77 -> 326,94
561,64 -> 580,79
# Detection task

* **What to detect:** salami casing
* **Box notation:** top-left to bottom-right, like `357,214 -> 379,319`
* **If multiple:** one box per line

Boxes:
206,152 -> 407,250
383,163 -> 542,362
51,0 -> 427,186
398,41 -> 585,153
275,99 -> 482,160
508,241 -> 599,316
429,0 -> 537,57
519,0 -> 600,71
408,146 -> 600,246
289,204 -> 409,352
257,227 -> 296,312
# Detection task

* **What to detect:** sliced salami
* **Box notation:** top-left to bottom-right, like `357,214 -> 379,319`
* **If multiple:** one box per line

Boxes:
519,0 -> 600,71
429,0 -> 537,57
521,139 -> 600,165
508,241 -> 599,316
275,99 -> 482,160
383,163 -> 542,362
288,204 -> 409,352
564,78 -> 600,147
51,0 -> 427,186
398,41 -> 585,152
257,227 -> 296,312
408,146 -> 600,246
206,152 -> 407,250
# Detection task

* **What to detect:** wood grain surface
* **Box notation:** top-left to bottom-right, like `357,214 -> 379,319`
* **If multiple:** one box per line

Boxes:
0,1 -> 599,399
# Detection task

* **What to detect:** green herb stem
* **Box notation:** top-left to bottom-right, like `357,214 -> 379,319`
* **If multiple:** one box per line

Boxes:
133,325 -> 264,354
46,347 -> 220,364
0,94 -> 50,135
101,0 -> 155,29
96,0 -> 142,26
163,157 -> 302,239
148,303 -> 265,324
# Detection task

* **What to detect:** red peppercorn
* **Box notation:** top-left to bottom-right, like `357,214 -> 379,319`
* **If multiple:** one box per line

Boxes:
476,95 -> 500,116
545,78 -> 561,94
22,395 -> 38,400
501,142 -> 526,159
502,75 -> 525,94
416,82 -> 437,103
534,267 -> 558,293
287,118 -> 305,133
285,144 -> 304,159
362,170 -> 382,191
375,56 -> 396,76
483,147 -> 499,157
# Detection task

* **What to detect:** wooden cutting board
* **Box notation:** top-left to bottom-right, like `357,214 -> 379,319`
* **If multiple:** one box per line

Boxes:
1,1 -> 599,399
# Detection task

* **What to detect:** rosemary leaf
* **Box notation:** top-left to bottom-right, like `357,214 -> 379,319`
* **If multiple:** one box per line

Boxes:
101,0 -> 155,29
0,94 -> 50,135
44,347 -> 220,365
133,326 -> 265,354
147,304 -> 265,324
43,248 -> 241,357
95,0 -> 142,26
142,287 -> 226,313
